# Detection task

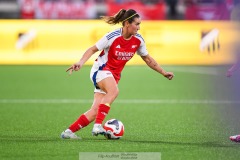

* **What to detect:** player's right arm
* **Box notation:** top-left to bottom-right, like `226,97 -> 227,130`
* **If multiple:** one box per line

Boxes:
66,31 -> 111,75
66,45 -> 99,75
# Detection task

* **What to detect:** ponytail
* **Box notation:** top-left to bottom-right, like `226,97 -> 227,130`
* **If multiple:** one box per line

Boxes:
101,9 -> 139,25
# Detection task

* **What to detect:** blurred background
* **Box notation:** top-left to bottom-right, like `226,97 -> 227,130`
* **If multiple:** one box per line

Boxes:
0,0 -> 239,100
0,0 -> 239,66
0,0 -> 237,20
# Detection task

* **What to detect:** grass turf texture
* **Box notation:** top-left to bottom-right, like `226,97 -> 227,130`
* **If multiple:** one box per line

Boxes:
0,65 -> 240,160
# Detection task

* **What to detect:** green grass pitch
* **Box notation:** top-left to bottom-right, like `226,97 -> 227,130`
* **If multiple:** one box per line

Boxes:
0,65 -> 240,160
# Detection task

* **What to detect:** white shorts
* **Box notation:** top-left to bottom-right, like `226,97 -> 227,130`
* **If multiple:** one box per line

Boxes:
90,70 -> 114,94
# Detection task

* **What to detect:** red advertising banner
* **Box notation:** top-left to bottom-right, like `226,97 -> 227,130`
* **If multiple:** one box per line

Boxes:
19,0 -> 97,19
185,1 -> 231,20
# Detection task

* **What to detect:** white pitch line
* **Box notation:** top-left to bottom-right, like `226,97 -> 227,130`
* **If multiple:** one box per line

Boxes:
0,99 -> 240,104
168,67 -> 219,75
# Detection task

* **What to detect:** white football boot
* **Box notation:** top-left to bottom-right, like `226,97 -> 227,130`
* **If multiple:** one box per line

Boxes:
92,124 -> 106,136
60,129 -> 80,139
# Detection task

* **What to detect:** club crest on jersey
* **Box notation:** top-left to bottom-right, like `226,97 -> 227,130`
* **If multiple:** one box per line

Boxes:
116,45 -> 121,48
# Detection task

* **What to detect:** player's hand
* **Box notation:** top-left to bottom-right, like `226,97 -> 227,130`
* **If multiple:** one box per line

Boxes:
163,72 -> 174,80
66,62 -> 82,75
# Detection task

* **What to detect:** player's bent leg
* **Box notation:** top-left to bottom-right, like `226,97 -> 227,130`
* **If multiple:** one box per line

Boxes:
85,92 -> 105,122
92,77 -> 119,136
84,93 -> 109,136
230,135 -> 240,142
97,77 -> 119,105
61,93 -> 105,139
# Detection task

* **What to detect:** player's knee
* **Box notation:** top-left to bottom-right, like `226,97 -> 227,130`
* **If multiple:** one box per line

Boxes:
106,88 -> 119,100
111,88 -> 119,98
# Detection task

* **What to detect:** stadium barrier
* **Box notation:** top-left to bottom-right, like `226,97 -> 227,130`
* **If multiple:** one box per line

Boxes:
0,20 -> 239,65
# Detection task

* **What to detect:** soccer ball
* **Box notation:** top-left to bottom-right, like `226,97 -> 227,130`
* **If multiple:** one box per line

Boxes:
103,119 -> 124,139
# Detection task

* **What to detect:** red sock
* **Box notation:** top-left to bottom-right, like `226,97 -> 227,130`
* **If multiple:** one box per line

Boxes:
95,104 -> 110,124
69,114 -> 90,132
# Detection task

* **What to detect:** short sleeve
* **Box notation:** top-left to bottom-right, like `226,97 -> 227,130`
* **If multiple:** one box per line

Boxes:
137,39 -> 148,56
95,33 -> 109,51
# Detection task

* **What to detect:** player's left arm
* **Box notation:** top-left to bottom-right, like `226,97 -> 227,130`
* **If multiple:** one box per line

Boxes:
141,54 -> 174,80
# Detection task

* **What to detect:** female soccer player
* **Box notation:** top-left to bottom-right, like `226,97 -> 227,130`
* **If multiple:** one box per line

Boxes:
61,9 -> 174,139
228,52 -> 240,143
228,1 -> 240,143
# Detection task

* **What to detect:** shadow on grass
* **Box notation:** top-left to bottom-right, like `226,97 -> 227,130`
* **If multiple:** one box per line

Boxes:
78,137 -> 240,148
121,139 -> 240,148
1,136 -> 239,148
0,136 -> 61,142
0,135 -> 109,143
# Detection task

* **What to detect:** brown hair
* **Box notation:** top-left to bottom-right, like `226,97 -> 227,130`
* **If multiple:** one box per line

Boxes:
101,9 -> 140,25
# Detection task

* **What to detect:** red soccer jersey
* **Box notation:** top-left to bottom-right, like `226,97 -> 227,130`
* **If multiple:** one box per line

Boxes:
93,28 -> 148,83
